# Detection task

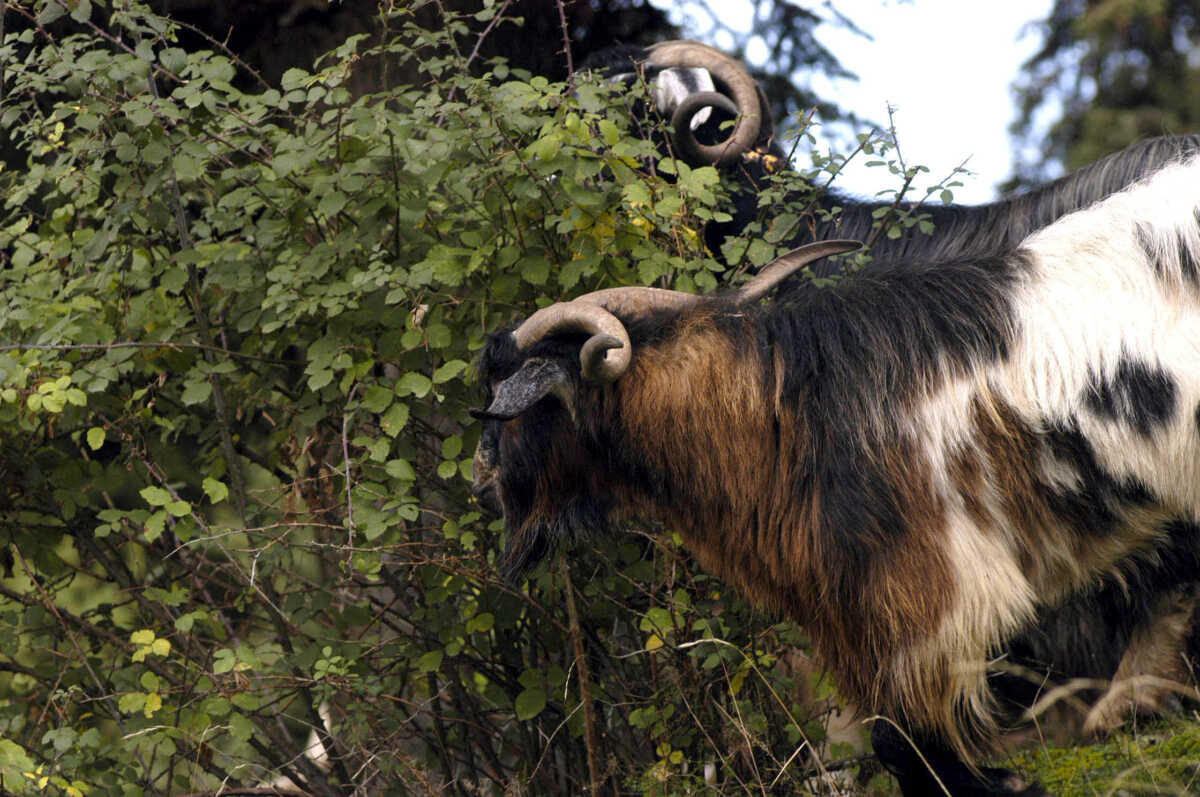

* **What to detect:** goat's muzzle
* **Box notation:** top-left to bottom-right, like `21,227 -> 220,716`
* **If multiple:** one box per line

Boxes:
471,448 -> 503,516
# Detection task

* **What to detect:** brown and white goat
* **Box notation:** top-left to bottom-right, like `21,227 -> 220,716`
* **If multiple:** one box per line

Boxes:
471,155 -> 1200,794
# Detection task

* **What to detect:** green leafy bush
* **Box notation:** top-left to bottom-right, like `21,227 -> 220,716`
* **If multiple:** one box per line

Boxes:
0,1 -> 965,794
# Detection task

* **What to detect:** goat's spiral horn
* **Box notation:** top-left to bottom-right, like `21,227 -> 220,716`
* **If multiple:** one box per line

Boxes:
646,40 -> 763,166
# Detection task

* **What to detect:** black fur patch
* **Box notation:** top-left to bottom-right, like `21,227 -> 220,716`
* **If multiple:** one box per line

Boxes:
762,252 -> 1019,427
1135,212 -> 1200,285
1082,357 -> 1178,438
1038,419 -> 1155,538
1177,215 -> 1200,283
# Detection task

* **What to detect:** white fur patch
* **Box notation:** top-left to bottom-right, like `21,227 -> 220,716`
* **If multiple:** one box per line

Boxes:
892,154 -> 1200,741
999,154 -> 1200,516
651,67 -> 716,130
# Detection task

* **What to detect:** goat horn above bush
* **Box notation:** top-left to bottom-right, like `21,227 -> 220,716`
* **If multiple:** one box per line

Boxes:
646,40 -> 763,166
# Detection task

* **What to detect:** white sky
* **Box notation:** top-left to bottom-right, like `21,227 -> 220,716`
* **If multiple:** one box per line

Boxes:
658,0 -> 1055,204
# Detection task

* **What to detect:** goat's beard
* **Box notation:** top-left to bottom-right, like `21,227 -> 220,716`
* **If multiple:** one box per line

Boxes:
498,495 -> 615,584
499,522 -> 553,584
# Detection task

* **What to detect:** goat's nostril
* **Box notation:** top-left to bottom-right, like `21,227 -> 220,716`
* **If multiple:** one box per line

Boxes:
476,490 -> 501,516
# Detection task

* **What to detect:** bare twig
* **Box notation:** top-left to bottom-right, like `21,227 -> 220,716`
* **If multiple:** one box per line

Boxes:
558,559 -> 604,794
555,0 -> 575,84
342,384 -> 361,566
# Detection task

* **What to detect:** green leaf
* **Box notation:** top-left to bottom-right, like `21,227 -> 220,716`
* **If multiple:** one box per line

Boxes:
118,692 -> 147,715
213,649 -> 236,674
0,738 -> 33,771
362,384 -> 394,413
514,687 -> 546,720
416,650 -> 443,673
43,727 -> 77,754
386,458 -> 415,481
531,135 -> 561,161
175,611 -> 203,632
639,607 -> 674,635
467,613 -> 494,633
520,255 -> 550,285
202,477 -> 229,504
280,67 -> 310,91
318,191 -> 348,218
160,47 -> 188,74
144,510 -> 167,543
433,359 -> 468,384
140,486 -> 172,507
165,500 -> 191,518
381,402 -> 410,436
86,427 -> 106,450
181,380 -> 212,405
229,712 -> 254,743
396,372 -> 432,398
37,3 -> 67,24
308,369 -> 334,391
598,119 -> 620,146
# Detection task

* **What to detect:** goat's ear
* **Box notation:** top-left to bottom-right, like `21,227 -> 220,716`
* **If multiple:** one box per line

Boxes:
469,358 -> 571,421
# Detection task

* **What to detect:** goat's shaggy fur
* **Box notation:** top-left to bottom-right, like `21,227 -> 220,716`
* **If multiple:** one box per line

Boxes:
474,153 -> 1200,793
589,40 -> 1200,737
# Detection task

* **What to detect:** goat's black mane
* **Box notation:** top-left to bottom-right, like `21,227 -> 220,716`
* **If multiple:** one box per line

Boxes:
785,135 -> 1200,274
763,254 -> 1017,413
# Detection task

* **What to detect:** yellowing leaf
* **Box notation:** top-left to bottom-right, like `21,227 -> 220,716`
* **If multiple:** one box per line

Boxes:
130,629 -> 156,646
729,668 -> 746,697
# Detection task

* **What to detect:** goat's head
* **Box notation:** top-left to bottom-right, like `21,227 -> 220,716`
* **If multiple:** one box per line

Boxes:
587,40 -> 771,166
470,240 -> 860,580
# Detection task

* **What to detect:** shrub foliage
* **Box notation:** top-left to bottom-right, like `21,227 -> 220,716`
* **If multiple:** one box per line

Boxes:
0,1 -> 945,793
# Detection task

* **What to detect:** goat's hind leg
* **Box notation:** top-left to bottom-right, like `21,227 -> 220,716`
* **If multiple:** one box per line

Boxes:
871,720 -> 1046,796
1082,585 -> 1197,736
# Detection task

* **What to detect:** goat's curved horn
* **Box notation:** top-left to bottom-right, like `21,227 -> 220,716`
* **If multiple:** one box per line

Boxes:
514,287 -> 706,382
576,285 -> 703,317
670,91 -> 738,139
735,240 -> 863,304
646,40 -> 762,166
513,300 -> 633,383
